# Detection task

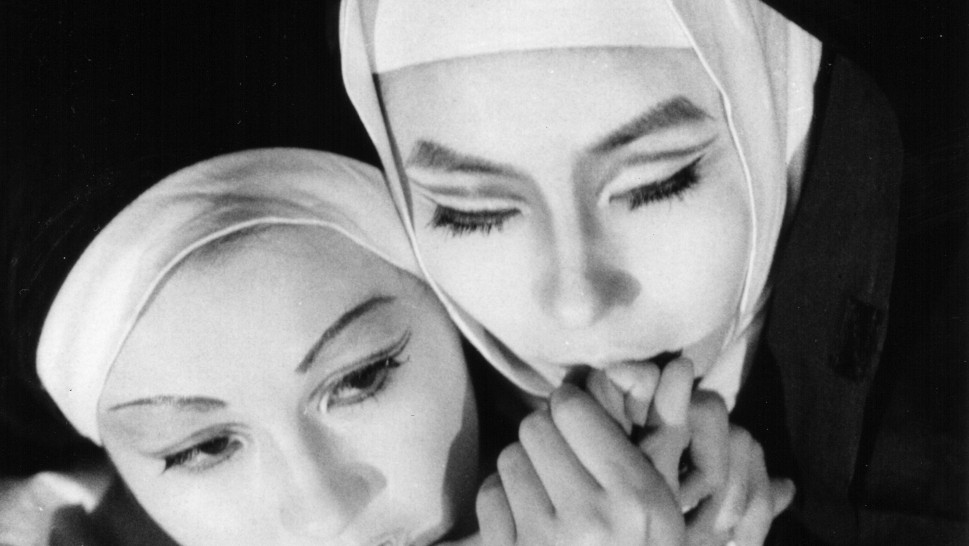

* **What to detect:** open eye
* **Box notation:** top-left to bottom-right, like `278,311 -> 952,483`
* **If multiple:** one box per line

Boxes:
612,157 -> 702,211
163,435 -> 243,473
327,356 -> 401,408
429,206 -> 520,236
322,331 -> 411,411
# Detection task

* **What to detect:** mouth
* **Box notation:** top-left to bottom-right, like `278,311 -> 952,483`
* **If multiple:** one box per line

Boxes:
561,349 -> 684,385
640,350 -> 683,368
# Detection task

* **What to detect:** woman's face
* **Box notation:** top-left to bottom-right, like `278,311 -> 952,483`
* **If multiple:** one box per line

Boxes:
98,227 -> 478,546
380,47 -> 751,385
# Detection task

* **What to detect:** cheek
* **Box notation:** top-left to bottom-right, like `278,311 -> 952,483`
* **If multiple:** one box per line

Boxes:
107,453 -> 278,546
415,202 -> 536,334
352,311 -> 479,526
619,175 -> 751,336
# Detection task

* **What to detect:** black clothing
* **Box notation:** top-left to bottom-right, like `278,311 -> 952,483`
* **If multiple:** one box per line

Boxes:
734,51 -> 967,545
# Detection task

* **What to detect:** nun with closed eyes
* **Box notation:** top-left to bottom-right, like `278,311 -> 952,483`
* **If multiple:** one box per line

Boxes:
341,0 -> 819,543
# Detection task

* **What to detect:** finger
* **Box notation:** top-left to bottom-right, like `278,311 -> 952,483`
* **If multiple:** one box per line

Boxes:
640,358 -> 694,493
709,426 -> 752,533
769,478 -> 795,517
679,391 -> 730,513
605,361 -> 661,428
495,443 -> 554,531
682,426 -> 748,546
731,443 -> 773,546
548,384 -> 654,493
476,474 -> 515,546
586,369 -> 632,434
649,357 -> 694,429
518,409 -> 600,506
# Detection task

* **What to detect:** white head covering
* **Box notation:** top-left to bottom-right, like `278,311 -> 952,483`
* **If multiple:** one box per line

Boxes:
37,149 -> 419,443
341,0 -> 821,408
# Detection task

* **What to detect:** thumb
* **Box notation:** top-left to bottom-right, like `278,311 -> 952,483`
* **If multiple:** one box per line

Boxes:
769,478 -> 796,517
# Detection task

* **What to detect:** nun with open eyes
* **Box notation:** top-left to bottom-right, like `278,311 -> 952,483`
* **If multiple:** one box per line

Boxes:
342,0 -> 821,543
27,148 -> 689,546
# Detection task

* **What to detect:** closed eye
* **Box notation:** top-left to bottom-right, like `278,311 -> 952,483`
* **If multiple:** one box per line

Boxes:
612,157 -> 702,211
429,206 -> 520,236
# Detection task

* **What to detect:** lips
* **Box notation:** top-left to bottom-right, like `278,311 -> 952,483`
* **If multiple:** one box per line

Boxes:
557,348 -> 684,373
554,349 -> 684,389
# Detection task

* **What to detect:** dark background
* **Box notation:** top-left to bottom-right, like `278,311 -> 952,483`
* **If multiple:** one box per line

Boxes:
3,0 -> 967,475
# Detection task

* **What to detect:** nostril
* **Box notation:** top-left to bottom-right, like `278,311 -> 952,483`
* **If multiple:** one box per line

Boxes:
542,264 -> 640,327
591,266 -> 640,309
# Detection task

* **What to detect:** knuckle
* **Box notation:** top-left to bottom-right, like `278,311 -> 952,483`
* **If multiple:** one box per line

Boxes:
565,510 -> 614,546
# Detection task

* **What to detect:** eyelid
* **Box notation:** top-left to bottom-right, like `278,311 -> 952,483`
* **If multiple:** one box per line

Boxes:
409,181 -> 527,211
149,424 -> 245,461
308,329 -> 412,414
599,155 -> 705,207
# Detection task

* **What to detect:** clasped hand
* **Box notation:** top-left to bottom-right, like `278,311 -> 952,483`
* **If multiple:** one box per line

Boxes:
462,358 -> 793,546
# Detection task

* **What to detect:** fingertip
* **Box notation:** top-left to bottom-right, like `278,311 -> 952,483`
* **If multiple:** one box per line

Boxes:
770,478 -> 796,515
552,382 -> 582,402
667,356 -> 696,382
653,358 -> 694,427
587,370 -> 632,434
480,472 -> 502,492
495,442 -> 527,477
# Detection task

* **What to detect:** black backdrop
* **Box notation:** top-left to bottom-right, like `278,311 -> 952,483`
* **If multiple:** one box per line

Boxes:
3,0 -> 966,476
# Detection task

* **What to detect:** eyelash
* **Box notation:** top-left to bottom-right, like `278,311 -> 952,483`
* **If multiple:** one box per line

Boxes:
614,157 -> 702,211
161,333 -> 412,474
163,434 -> 243,474
321,330 -> 412,412
428,158 -> 703,236
429,207 -> 519,237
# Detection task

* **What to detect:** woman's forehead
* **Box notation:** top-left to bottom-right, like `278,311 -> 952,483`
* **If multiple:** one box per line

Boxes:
371,0 -> 691,73
98,227 -> 412,403
379,47 -> 723,158
380,47 -> 712,106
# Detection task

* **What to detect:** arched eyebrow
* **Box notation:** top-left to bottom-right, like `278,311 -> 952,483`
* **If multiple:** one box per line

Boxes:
405,140 -> 529,181
295,294 -> 396,374
589,96 -> 712,154
109,295 -> 397,412
109,396 -> 224,412
405,96 -> 710,179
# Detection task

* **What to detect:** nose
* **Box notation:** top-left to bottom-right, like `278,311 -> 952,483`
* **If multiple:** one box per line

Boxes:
275,425 -> 383,538
538,219 -> 639,329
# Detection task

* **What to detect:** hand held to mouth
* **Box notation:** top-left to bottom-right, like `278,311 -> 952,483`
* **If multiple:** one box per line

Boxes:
587,358 -> 794,545
474,385 -> 685,546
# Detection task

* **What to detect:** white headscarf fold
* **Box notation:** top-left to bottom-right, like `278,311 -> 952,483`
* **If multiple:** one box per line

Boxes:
341,0 -> 821,408
37,149 -> 419,443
